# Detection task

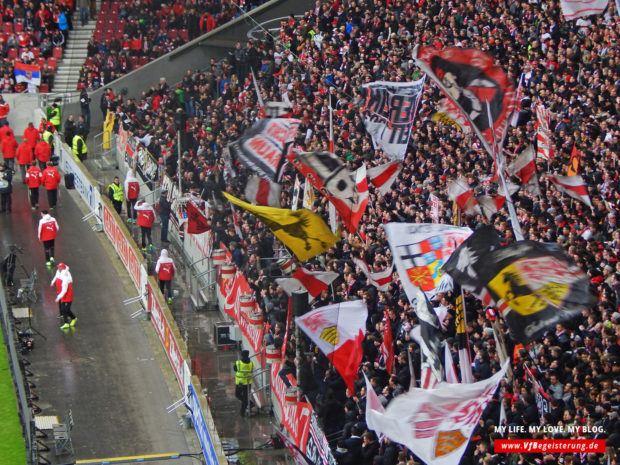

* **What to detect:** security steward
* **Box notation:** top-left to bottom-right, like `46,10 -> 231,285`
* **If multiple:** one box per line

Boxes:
234,350 -> 255,416
49,103 -> 61,132
42,126 -> 55,160
107,176 -> 124,214
72,133 -> 87,162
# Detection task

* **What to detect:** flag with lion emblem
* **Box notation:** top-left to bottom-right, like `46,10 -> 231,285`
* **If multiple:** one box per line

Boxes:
366,361 -> 509,465
295,301 -> 367,392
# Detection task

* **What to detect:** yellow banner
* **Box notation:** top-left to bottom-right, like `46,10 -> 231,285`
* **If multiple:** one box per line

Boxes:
103,110 -> 115,150
223,192 -> 339,262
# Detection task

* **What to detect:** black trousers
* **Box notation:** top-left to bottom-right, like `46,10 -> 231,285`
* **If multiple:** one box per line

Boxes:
112,199 -> 122,214
29,187 -> 39,207
60,301 -> 75,323
47,189 -> 58,208
43,239 -> 55,261
159,279 -> 172,299
126,198 -> 137,219
235,384 -> 254,416
140,226 -> 152,248
0,192 -> 10,212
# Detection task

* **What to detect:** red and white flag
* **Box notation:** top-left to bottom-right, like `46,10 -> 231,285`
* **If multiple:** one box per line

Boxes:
535,104 -> 553,160
276,268 -> 338,302
510,74 -> 524,127
546,173 -> 593,207
380,309 -> 395,375
507,145 -> 540,196
251,68 -> 266,118
352,257 -> 393,291
447,178 -> 481,216
365,361 -> 509,465
367,161 -> 402,196
291,175 -> 301,211
186,200 -> 210,234
364,372 -> 386,434
295,301 -> 367,393
560,0 -> 609,20
245,175 -> 282,207
476,195 -> 506,220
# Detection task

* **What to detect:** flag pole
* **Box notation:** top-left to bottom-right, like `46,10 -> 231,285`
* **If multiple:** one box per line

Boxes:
292,290 -> 308,402
329,93 -> 334,153
486,100 -> 524,241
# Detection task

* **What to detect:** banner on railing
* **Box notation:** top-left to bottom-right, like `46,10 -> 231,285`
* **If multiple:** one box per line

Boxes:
271,363 -> 337,465
187,384 -> 220,465
221,271 -> 264,353
118,126 -> 159,185
147,280 -> 185,391
102,203 -> 143,293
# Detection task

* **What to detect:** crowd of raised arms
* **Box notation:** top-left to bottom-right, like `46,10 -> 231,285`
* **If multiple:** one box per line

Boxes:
102,0 -> 619,464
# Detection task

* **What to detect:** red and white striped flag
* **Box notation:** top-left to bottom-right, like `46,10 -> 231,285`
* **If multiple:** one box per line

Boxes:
546,173 -> 593,207
367,161 -> 402,196
275,267 -> 338,302
535,104 -> 553,160
507,145 -> 540,196
352,257 -> 393,291
380,309 -> 395,375
560,0 -> 609,20
447,178 -> 481,216
245,175 -> 282,207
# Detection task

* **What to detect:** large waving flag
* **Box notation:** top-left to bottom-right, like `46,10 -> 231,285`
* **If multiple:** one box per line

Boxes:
223,192 -> 339,262
444,228 -> 596,343
295,301 -> 367,393
289,151 -> 368,233
560,0 -> 609,19
546,173 -> 593,207
361,79 -> 426,160
385,223 -> 472,299
276,268 -> 338,302
414,46 -> 515,158
367,161 -> 402,196
454,285 -> 474,384
365,361 -> 509,465
14,62 -> 41,86
352,258 -> 393,291
228,118 -> 300,181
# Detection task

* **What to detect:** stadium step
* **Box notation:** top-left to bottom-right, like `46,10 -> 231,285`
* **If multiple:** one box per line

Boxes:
51,2 -> 99,93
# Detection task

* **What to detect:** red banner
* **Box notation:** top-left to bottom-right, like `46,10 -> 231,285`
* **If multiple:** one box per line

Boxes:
102,203 -> 142,292
271,362 -> 313,450
221,271 -> 264,353
148,280 -> 185,390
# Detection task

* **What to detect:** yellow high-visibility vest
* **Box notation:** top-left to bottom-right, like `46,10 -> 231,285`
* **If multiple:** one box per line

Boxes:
235,360 -> 254,385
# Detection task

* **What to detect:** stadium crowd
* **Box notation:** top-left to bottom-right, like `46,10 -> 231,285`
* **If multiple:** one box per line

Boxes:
0,0 -> 76,92
105,0 -> 620,464
78,0 -> 268,90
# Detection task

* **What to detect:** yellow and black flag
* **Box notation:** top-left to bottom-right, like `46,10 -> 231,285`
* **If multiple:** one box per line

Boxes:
444,228 -> 595,343
223,192 -> 340,262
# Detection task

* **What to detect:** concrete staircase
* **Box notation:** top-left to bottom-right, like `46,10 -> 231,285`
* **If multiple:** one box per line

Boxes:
52,9 -> 97,93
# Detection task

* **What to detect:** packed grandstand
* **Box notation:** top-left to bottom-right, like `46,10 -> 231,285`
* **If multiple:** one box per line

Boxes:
96,0 -> 620,464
